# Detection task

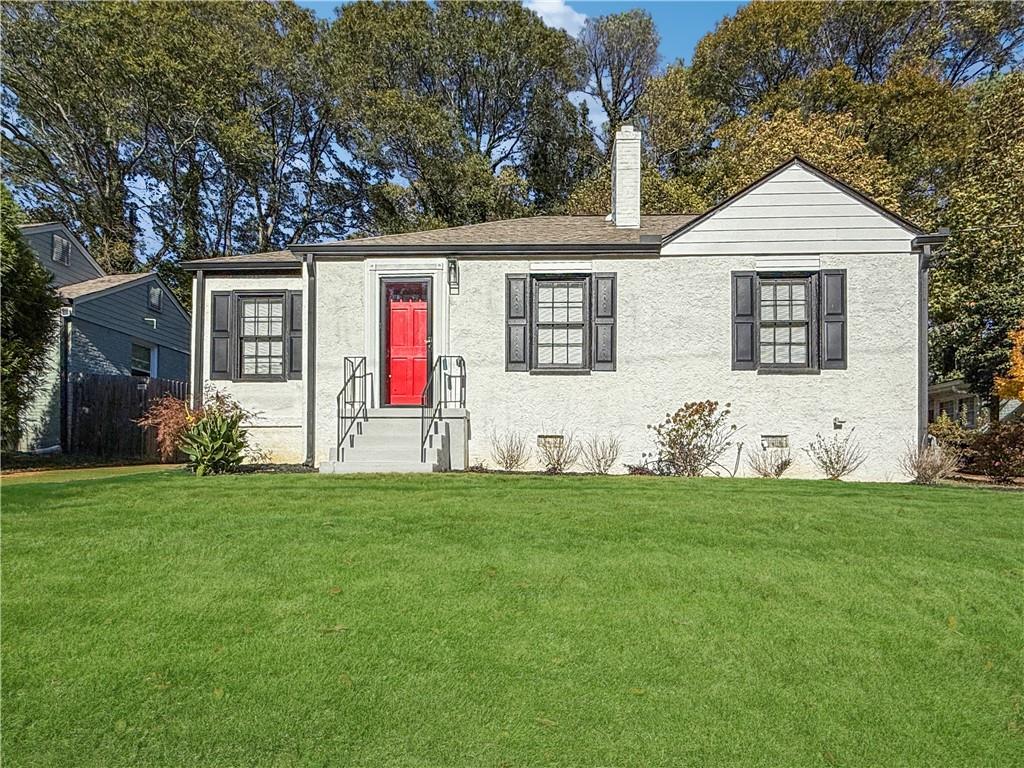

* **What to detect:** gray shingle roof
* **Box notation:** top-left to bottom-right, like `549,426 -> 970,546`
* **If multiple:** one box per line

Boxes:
309,215 -> 696,248
185,250 -> 301,268
58,273 -> 151,299
182,216 -> 700,269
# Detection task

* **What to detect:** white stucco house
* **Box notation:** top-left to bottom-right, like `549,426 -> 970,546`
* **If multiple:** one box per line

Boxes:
183,126 -> 941,480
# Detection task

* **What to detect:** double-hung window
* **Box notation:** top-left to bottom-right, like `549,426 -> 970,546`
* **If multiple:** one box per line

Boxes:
239,296 -> 285,377
759,277 -> 812,368
732,270 -> 847,372
534,278 -> 588,370
210,291 -> 302,382
505,273 -> 617,373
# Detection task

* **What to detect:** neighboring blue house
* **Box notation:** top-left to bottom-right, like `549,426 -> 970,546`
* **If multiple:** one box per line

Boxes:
17,222 -> 191,452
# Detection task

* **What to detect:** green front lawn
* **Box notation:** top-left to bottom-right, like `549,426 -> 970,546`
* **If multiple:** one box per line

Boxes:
2,473 -> 1021,766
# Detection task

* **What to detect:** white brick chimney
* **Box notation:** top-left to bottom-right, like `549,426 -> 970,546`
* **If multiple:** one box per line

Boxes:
608,124 -> 641,229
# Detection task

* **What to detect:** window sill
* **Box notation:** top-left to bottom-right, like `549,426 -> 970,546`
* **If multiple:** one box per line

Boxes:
757,368 -> 821,376
528,368 -> 592,376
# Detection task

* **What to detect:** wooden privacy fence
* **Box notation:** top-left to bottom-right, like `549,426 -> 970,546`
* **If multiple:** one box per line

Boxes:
69,373 -> 189,460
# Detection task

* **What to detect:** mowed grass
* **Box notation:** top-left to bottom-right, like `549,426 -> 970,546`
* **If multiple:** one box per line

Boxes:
2,472 -> 1022,767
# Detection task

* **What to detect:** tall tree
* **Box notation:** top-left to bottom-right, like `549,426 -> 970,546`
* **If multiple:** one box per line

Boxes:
0,185 -> 61,449
577,9 -> 660,144
2,1 -> 153,271
930,74 -> 1024,419
326,0 -> 580,231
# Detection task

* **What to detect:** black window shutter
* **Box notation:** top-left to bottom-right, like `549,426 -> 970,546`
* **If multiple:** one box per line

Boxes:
287,291 -> 303,379
591,273 -> 616,371
820,270 -> 847,369
506,274 -> 529,371
210,292 -> 233,380
731,272 -> 757,370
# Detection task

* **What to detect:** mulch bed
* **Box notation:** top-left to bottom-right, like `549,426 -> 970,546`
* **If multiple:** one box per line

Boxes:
232,463 -> 318,474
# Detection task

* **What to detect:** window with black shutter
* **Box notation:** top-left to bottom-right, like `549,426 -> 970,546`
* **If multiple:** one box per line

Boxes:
505,273 -> 616,373
209,290 -> 302,382
731,270 -> 847,372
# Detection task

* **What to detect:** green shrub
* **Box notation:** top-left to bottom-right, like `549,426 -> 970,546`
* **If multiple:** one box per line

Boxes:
1,186 -> 61,449
179,409 -> 247,476
928,412 -> 976,468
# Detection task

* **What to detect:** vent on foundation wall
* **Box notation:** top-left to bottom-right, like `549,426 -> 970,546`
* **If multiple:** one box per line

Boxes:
761,435 -> 789,449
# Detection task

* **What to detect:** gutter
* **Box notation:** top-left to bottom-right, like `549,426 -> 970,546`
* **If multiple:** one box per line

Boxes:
181,261 -> 301,273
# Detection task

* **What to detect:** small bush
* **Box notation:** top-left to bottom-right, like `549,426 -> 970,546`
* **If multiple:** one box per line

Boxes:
803,430 -> 867,480
180,409 -> 247,476
898,441 -> 960,484
972,422 -> 1024,484
136,395 -> 193,461
624,462 -> 657,475
580,434 -> 621,474
489,429 -> 530,471
537,433 -> 581,473
747,447 -> 793,478
928,412 -> 976,468
648,401 -> 737,477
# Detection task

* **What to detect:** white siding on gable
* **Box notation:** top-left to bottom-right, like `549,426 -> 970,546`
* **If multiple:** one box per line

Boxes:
662,163 -> 916,256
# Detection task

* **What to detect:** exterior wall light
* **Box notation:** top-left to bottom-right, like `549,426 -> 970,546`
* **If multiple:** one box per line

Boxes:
447,258 -> 459,294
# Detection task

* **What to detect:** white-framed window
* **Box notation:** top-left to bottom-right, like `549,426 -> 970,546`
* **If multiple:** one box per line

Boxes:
52,234 -> 71,265
130,343 -> 152,377
148,284 -> 163,311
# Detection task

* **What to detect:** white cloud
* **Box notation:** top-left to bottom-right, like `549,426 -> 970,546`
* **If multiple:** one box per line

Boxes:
526,0 -> 587,37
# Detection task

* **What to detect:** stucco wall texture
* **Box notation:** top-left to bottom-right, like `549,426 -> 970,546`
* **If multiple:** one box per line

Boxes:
202,253 -> 920,480
198,165 -> 923,481
202,275 -> 306,464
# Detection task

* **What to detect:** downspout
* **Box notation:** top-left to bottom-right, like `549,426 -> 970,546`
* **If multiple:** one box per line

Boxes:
59,305 -> 72,452
912,229 -> 949,442
192,270 -> 205,409
304,254 -> 317,466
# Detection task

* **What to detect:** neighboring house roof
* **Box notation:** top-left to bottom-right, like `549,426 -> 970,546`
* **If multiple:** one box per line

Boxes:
58,272 -> 191,323
662,156 -> 924,244
17,221 -> 107,276
58,273 -> 152,300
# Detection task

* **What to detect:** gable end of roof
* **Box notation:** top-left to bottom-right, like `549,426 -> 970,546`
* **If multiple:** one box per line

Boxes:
661,156 -> 924,244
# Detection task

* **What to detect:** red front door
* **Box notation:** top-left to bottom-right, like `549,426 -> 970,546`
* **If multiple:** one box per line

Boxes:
385,283 -> 429,405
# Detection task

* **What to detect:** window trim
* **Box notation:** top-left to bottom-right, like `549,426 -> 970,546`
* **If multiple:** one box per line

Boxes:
530,274 -> 591,373
236,292 -> 288,382
148,284 -> 163,312
757,274 -> 817,371
130,342 -> 153,377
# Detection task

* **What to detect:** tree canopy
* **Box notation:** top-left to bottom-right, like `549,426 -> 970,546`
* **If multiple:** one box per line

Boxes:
2,0 -> 1022,405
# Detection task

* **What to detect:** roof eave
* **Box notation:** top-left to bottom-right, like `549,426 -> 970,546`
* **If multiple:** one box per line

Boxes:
181,260 -> 302,272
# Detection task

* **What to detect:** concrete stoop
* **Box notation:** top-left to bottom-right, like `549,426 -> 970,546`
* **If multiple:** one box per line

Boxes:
319,408 -> 467,474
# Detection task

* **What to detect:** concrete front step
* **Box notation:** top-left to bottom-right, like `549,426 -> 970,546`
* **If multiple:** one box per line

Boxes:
319,459 -> 437,474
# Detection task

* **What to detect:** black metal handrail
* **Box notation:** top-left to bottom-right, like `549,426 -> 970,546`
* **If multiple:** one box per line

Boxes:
420,355 -> 466,462
337,356 -> 374,457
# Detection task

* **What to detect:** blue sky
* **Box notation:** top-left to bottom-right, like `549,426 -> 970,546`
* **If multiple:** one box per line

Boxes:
296,1 -> 747,65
